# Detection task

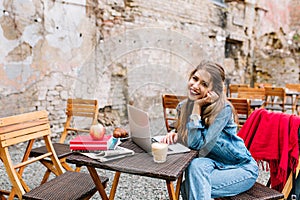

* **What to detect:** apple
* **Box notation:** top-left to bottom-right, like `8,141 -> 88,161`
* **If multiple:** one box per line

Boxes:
89,124 -> 106,140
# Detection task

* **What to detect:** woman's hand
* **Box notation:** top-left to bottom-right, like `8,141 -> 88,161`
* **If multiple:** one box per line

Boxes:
161,131 -> 178,144
195,91 -> 219,107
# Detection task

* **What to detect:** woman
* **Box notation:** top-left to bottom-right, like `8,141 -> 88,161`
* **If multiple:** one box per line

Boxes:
162,61 -> 258,200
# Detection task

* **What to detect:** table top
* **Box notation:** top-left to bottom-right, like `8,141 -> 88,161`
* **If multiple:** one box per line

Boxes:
67,140 -> 198,181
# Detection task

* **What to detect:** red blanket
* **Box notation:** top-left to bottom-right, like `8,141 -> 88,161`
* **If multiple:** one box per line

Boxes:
238,108 -> 300,191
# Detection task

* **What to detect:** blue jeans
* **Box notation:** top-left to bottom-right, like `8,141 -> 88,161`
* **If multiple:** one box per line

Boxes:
181,157 -> 259,200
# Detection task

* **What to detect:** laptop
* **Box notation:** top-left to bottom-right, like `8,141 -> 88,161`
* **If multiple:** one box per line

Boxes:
127,104 -> 190,154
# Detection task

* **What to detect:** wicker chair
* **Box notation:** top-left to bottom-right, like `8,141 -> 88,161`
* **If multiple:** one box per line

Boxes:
0,110 -> 108,200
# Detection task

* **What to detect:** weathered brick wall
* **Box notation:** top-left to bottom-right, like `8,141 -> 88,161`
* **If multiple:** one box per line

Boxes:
0,0 -> 299,135
251,0 -> 300,86
290,0 -> 300,31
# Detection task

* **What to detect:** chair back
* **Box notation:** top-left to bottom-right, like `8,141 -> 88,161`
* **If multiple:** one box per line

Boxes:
285,83 -> 300,92
229,84 -> 249,97
264,87 -> 286,112
59,98 -> 99,143
162,94 -> 187,132
0,110 -> 64,199
227,97 -> 251,128
237,87 -> 265,100
285,83 -> 300,114
254,82 -> 272,88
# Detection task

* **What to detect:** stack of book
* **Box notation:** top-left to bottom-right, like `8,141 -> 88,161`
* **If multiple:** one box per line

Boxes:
69,135 -> 116,151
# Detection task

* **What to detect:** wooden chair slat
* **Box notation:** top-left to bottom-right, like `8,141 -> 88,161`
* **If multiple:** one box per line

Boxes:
0,111 -> 48,126
1,129 -> 50,148
0,119 -> 48,134
67,98 -> 97,104
229,84 -> 249,97
67,105 -> 97,111
238,87 -> 265,100
66,111 -> 96,118
254,82 -> 272,88
0,123 -> 49,141
285,83 -> 300,91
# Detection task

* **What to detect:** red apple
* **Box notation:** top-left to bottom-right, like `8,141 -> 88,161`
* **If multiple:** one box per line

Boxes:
89,124 -> 106,140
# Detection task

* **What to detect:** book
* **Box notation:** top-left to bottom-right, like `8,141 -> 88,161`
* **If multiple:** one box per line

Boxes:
79,146 -> 135,162
70,144 -> 109,151
70,135 -> 112,145
70,135 -> 118,151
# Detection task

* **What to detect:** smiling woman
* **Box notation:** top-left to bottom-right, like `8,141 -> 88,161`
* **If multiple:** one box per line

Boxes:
160,60 -> 259,200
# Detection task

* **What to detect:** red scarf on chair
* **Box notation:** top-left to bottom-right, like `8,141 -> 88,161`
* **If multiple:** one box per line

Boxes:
238,109 -> 300,191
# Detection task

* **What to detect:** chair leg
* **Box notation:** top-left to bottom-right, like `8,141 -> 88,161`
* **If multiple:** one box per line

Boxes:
8,189 -> 16,200
39,158 -> 77,184
75,166 -> 82,172
41,169 -> 52,184
0,190 -> 8,200
40,160 -> 61,175
61,160 -> 74,171
39,160 -> 61,184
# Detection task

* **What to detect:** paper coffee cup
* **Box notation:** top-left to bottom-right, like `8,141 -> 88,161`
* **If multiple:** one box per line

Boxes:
151,142 -> 168,163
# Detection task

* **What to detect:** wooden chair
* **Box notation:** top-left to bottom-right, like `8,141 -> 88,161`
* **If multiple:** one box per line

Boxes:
228,84 -> 249,97
29,98 -> 99,183
237,87 -> 265,100
162,94 -> 187,132
227,97 -> 251,129
59,98 -> 99,143
264,87 -> 286,112
254,82 -> 272,88
285,83 -> 300,114
0,110 -> 108,200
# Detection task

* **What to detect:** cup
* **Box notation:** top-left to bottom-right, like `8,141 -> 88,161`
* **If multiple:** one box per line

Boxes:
151,142 -> 168,163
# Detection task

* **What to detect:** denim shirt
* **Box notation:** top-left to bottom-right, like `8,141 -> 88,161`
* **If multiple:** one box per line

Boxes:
184,102 -> 253,168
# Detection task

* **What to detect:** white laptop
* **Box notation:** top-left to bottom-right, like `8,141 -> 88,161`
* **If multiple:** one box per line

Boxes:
127,104 -> 190,155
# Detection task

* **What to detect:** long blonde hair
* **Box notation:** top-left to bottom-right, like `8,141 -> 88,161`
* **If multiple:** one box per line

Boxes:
176,60 -> 237,143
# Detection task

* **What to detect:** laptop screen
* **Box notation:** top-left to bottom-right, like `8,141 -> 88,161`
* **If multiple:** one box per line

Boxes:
127,104 -> 190,154
127,104 -> 153,152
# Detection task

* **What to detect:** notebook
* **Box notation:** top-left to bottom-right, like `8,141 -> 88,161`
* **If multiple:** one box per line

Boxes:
127,104 -> 190,154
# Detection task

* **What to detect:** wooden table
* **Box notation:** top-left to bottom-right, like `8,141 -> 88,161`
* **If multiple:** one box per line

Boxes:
66,140 -> 198,200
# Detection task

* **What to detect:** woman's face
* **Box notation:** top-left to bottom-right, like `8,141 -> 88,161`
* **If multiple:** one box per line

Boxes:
188,69 -> 213,101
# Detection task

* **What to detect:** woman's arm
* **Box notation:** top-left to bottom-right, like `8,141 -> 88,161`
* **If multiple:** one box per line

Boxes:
187,104 -> 233,150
